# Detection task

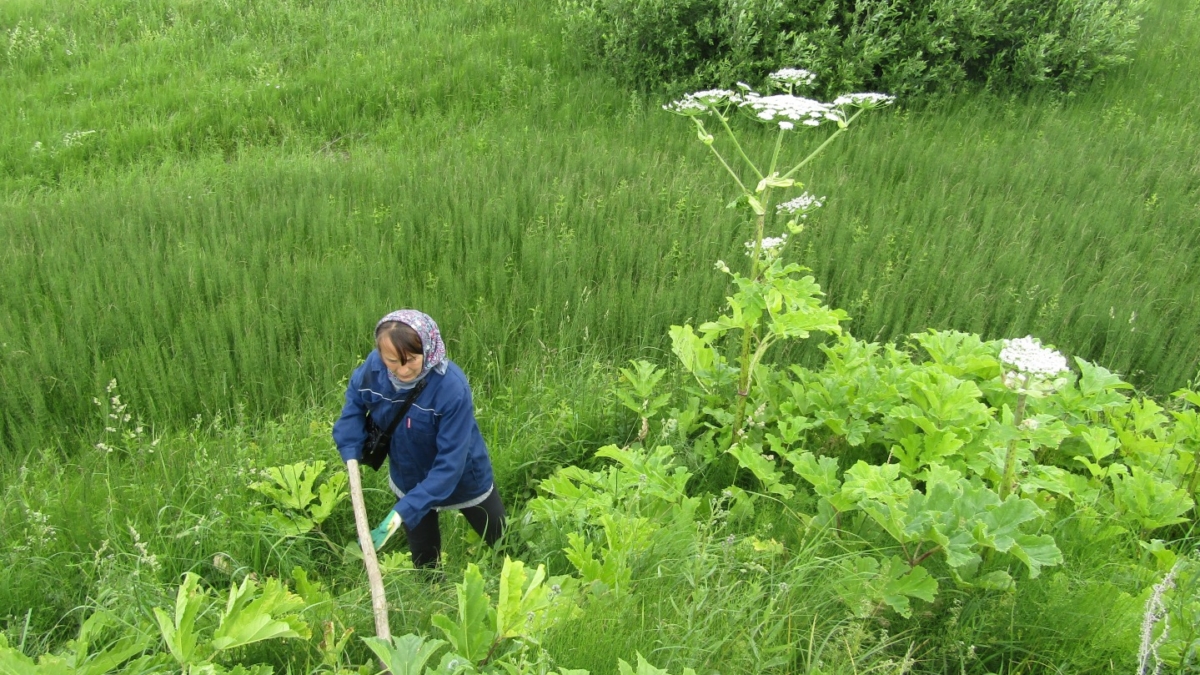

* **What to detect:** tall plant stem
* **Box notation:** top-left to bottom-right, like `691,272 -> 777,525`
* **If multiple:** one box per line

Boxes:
767,127 -> 786,178
717,112 -> 764,181
999,394 -> 1029,500
780,110 -> 864,181
703,142 -> 749,194
730,190 -> 771,444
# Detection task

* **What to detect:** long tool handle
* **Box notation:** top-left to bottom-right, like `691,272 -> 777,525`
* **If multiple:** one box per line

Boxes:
346,459 -> 391,642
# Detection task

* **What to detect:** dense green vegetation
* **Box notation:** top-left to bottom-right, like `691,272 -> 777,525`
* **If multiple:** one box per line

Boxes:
2,0 -> 1199,673
558,0 -> 1146,98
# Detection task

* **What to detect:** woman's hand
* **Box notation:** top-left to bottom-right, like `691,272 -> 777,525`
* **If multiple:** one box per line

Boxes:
370,510 -> 402,551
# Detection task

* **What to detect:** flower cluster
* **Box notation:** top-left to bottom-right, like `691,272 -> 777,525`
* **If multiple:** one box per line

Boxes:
744,235 -> 792,258
664,69 -> 895,132
739,92 -> 835,129
1000,336 -> 1069,377
1000,336 -> 1070,394
662,89 -> 738,115
769,68 -> 817,89
832,93 -> 896,109
777,192 -> 825,216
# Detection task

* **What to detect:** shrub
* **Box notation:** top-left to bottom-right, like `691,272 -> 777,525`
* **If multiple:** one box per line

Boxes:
558,0 -> 1147,98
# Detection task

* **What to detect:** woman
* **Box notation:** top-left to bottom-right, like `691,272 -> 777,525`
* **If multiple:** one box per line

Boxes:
332,309 -> 505,568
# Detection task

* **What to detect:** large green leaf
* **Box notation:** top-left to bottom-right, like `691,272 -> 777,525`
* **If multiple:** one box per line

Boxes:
210,577 -> 310,652
910,329 -> 1001,380
727,443 -> 794,498
61,611 -> 151,675
880,557 -> 938,617
617,654 -> 696,675
668,324 -> 729,389
978,496 -> 1043,552
431,564 -> 495,663
1112,467 -> 1195,531
496,558 -> 541,640
786,451 -> 854,511
1009,534 -> 1064,578
309,472 -> 348,525
248,461 -> 323,511
154,572 -> 208,667
362,634 -> 447,675
1073,357 -> 1132,411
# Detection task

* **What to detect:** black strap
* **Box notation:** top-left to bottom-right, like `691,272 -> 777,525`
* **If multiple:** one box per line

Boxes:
383,378 -> 429,435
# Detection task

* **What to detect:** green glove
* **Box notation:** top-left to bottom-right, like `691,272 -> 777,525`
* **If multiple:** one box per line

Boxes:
370,510 -> 402,552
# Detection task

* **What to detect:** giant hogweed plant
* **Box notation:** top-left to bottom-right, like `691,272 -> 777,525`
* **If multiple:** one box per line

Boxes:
662,69 -> 893,451
653,70 -> 1199,616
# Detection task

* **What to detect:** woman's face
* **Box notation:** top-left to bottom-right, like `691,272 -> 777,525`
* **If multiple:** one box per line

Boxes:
378,338 -> 424,383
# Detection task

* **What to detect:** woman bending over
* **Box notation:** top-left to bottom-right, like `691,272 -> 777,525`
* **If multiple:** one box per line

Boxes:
332,309 -> 505,568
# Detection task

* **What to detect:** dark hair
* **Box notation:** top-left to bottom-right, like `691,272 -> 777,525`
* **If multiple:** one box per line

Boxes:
375,321 -> 423,365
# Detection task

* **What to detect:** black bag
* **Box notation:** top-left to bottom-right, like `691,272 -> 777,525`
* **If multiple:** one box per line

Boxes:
361,379 -> 429,471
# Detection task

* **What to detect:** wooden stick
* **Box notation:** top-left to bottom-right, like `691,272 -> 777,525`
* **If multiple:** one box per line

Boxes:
346,459 -> 391,642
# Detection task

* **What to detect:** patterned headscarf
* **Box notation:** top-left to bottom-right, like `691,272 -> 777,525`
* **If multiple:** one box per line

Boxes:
375,309 -> 449,378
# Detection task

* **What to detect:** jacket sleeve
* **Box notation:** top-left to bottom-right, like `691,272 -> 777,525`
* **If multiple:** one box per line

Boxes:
332,364 -> 369,463
394,382 -> 476,525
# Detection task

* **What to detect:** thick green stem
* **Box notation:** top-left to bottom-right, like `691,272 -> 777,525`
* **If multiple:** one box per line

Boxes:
730,200 -> 769,445
999,394 -> 1028,500
1186,451 -> 1200,497
766,127 -> 786,178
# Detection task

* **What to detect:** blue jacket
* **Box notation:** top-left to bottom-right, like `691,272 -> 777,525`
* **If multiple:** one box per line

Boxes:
332,351 -> 494,526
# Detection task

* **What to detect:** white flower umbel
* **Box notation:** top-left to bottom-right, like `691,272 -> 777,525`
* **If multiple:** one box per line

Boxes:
778,192 -> 825,234
746,234 -> 788,257
832,93 -> 896,109
1000,335 -> 1070,394
739,92 -> 834,127
663,89 -> 740,116
777,192 -> 825,216
1001,336 -> 1069,377
769,68 -> 817,89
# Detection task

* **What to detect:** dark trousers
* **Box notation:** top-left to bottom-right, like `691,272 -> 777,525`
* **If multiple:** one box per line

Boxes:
403,488 -> 506,568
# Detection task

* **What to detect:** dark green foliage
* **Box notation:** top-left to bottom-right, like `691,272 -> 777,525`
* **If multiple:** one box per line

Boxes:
558,0 -> 1147,98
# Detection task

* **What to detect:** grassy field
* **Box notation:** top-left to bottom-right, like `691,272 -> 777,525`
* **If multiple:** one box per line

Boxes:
2,0 -> 1200,456
1,0 -> 1198,672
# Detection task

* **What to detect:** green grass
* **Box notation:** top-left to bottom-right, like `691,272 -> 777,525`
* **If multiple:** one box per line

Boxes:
789,0 -> 1200,390
3,0 -> 1200,457
1,0 -> 1198,672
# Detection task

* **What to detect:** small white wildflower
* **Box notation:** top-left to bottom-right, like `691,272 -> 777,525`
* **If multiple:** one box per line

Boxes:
1138,563 -> 1180,675
778,121 -> 794,130
1000,336 -> 1069,377
31,141 -> 43,152
62,129 -> 97,147
1020,418 -> 1040,431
